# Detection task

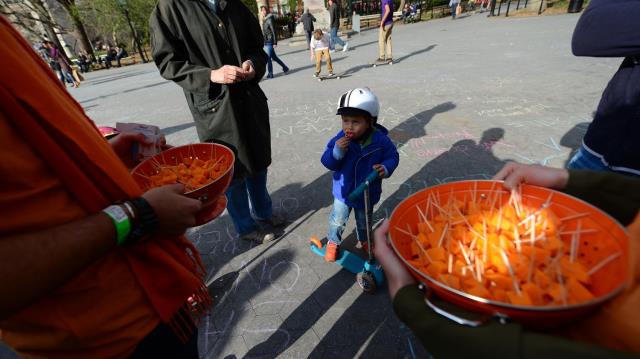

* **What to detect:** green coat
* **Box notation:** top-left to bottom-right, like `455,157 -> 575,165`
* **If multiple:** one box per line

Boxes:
150,0 -> 270,178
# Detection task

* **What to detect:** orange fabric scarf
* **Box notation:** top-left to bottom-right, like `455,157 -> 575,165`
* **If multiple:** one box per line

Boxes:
0,17 -> 210,341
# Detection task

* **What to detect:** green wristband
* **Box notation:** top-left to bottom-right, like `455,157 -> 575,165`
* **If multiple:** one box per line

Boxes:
102,205 -> 132,246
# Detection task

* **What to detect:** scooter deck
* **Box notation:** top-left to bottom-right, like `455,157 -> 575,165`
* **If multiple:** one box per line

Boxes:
310,242 -> 366,275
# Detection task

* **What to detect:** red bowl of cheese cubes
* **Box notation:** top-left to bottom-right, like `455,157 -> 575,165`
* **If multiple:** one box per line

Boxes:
131,143 -> 234,225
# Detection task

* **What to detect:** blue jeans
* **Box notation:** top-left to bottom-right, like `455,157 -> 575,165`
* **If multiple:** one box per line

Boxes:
327,198 -> 372,245
263,43 -> 288,76
225,170 -> 273,236
567,145 -> 610,172
451,4 -> 457,18
329,27 -> 346,50
58,70 -> 74,84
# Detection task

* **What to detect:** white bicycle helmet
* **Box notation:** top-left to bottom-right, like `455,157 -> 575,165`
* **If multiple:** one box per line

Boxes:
336,87 -> 380,121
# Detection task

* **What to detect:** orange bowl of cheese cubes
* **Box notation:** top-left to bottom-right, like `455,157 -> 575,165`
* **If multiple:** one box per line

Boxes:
131,143 -> 234,225
388,180 -> 631,328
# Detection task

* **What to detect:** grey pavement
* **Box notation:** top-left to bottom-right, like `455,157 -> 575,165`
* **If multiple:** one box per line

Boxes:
1,11 -> 620,359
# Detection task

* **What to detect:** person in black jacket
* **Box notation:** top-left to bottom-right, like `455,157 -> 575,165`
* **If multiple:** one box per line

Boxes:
150,0 -> 284,244
261,6 -> 290,79
328,0 -> 349,52
566,0 -> 640,176
298,8 -> 316,49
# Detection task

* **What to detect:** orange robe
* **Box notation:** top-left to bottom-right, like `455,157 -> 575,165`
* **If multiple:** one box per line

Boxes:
0,16 -> 208,358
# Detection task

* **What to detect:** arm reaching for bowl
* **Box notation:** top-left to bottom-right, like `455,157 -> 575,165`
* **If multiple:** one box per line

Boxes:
494,163 -> 640,226
373,220 -> 638,358
493,162 -> 569,191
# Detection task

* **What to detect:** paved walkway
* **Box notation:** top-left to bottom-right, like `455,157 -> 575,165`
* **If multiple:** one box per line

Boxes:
1,10 -> 621,359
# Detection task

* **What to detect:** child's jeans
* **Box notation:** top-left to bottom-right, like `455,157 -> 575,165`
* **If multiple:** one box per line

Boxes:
315,49 -> 333,74
327,198 -> 372,245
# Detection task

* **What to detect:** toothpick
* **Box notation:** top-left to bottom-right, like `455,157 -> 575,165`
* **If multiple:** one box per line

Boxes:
431,194 -> 448,218
555,265 -> 568,306
394,226 -> 418,239
587,252 -> 622,276
406,224 -> 416,237
513,190 -> 523,219
472,181 -> 478,205
448,253 -> 453,274
490,186 -> 502,212
409,231 -> 433,263
476,259 -> 483,282
482,219 -> 488,263
496,205 -> 503,234
212,155 -> 225,167
559,212 -> 589,222
518,234 -> 547,245
570,220 -> 581,263
527,245 -> 537,285
416,205 -> 434,233
458,241 -> 472,267
518,185 -> 523,209
416,204 -> 427,223
458,242 -> 476,279
437,224 -> 449,247
514,225 -> 521,253
497,246 -> 520,295
469,237 -> 477,252
559,228 -> 597,236
543,192 -> 553,209
488,181 -> 497,201
454,205 -> 486,240
133,171 -> 153,180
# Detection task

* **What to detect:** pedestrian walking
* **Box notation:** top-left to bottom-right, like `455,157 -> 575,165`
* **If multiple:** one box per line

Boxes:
299,8 -> 316,49
261,6 -> 290,79
377,0 -> 393,62
328,0 -> 349,52
449,0 -> 460,19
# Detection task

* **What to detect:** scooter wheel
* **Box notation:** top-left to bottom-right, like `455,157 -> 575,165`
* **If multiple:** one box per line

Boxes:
357,271 -> 376,294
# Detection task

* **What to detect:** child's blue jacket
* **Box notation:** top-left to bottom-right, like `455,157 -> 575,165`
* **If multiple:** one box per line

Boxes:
321,124 -> 400,209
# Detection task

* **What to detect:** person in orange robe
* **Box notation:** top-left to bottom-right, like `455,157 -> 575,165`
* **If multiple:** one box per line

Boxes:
0,16 -> 210,358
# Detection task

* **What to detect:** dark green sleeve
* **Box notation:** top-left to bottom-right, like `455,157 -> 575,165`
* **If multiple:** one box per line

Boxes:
149,3 -> 213,94
392,285 -> 637,359
564,170 -> 640,226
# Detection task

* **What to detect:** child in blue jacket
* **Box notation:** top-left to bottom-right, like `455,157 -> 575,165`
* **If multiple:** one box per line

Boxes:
321,88 -> 400,262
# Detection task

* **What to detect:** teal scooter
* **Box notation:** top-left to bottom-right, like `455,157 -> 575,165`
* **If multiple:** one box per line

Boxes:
310,170 -> 385,293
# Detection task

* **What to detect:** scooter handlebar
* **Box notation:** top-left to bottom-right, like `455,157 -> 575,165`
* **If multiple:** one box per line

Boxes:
347,170 -> 379,202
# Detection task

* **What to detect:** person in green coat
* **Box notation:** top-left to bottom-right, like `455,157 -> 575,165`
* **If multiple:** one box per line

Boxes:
373,163 -> 640,358
150,0 -> 284,244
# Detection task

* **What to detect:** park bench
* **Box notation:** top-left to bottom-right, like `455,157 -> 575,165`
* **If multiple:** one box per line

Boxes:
430,4 -> 452,17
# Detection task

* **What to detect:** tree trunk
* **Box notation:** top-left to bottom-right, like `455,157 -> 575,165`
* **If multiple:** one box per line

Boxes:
56,0 -> 94,57
69,10 -> 95,58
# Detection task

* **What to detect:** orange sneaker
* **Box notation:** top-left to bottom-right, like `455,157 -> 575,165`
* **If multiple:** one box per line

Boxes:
324,242 -> 339,262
